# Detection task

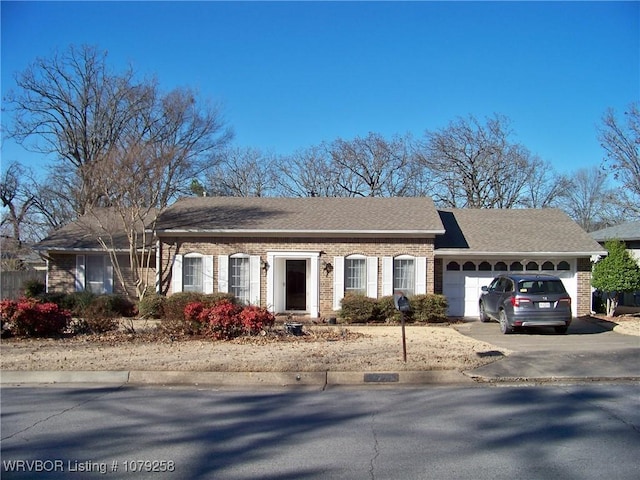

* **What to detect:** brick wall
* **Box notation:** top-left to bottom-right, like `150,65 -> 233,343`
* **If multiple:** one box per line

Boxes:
159,236 -> 436,317
576,257 -> 593,316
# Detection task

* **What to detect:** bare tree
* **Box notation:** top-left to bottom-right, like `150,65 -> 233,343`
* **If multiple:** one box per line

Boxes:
558,166 -> 622,232
598,102 -> 640,217
4,45 -> 233,298
416,114 -> 540,208
276,144 -> 344,197
207,147 -> 279,197
521,157 -> 570,208
3,45 -> 152,214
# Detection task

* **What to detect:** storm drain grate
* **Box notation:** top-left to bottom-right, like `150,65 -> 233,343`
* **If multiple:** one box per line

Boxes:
363,373 -> 399,383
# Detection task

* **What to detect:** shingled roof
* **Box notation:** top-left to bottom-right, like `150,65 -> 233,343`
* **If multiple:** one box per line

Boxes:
154,196 -> 445,238
435,208 -> 606,256
35,209 -> 156,252
591,221 -> 640,242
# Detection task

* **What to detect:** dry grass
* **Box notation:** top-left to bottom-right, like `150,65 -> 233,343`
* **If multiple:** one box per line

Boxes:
0,324 -> 509,373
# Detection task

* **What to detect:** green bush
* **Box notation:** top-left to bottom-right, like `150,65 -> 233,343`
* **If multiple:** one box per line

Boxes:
23,279 -> 45,298
60,291 -> 97,316
339,293 -> 378,323
410,294 -> 448,323
376,295 -> 402,323
84,295 -> 135,318
138,293 -> 166,319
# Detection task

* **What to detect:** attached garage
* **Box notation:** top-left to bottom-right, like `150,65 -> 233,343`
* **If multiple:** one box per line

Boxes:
435,209 -> 605,318
441,258 -> 577,317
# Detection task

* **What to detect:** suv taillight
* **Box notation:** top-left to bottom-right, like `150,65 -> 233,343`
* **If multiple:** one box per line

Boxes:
558,296 -> 571,305
511,297 -> 531,307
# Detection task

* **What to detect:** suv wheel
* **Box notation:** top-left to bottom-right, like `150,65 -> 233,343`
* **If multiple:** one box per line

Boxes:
479,303 -> 489,323
499,310 -> 513,334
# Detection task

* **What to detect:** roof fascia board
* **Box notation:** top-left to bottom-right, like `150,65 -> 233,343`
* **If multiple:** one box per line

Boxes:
156,229 -> 446,238
435,250 -> 608,257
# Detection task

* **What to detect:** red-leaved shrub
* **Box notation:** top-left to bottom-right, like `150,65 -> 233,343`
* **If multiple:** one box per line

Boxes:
199,300 -> 243,340
239,305 -> 276,334
0,297 -> 70,337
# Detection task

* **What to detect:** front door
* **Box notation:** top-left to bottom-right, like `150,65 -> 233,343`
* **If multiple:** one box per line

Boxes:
286,260 -> 307,310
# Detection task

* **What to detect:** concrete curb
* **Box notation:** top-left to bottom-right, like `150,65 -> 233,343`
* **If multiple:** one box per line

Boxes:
0,370 -> 474,387
1,370 -> 130,384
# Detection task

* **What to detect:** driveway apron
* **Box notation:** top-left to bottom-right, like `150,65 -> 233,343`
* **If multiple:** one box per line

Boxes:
457,317 -> 640,381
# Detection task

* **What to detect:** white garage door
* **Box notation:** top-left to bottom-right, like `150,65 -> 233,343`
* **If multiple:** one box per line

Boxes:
442,260 -> 578,318
443,271 -> 495,317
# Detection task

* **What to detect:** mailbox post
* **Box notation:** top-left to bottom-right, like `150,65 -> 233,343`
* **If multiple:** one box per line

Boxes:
393,291 -> 411,363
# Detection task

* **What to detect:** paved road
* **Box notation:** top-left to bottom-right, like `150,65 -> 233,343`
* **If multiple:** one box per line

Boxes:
457,317 -> 640,382
2,384 -> 639,480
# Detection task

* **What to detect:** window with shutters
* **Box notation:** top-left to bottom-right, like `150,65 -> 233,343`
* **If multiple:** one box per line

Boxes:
183,256 -> 203,292
394,257 -> 415,296
345,256 -> 366,295
230,255 -> 250,304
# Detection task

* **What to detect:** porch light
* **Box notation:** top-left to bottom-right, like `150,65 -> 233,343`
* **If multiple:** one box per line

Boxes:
322,260 -> 333,276
261,259 -> 270,272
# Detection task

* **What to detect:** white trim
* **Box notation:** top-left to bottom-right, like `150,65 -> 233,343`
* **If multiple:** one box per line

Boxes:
367,257 -> 378,298
382,256 -> 393,296
415,257 -> 427,295
249,255 -> 261,305
266,251 -> 321,318
172,254 -> 183,293
218,255 -> 229,293
203,255 -> 214,294
75,255 -> 85,292
333,256 -> 345,310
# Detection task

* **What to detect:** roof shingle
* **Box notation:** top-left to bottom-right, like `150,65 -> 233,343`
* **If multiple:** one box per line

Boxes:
435,208 -> 606,255
155,197 -> 445,236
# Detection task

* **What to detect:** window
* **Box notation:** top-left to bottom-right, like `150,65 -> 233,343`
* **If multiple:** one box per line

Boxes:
558,261 -> 571,271
345,257 -> 366,295
84,255 -> 112,294
183,256 -> 203,292
526,261 -> 539,271
446,261 -> 460,271
394,257 -> 415,296
495,262 -> 508,271
542,261 -> 555,271
463,261 -> 476,271
230,256 -> 250,304
510,261 -> 523,271
479,261 -> 492,271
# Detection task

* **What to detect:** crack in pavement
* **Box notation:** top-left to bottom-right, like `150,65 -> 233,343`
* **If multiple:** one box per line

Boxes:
1,385 -> 126,442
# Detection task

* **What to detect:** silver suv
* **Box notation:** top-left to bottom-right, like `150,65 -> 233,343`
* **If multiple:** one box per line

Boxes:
479,274 -> 572,334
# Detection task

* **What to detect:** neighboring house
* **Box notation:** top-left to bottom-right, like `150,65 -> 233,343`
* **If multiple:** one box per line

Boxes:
34,197 -> 606,318
34,209 -> 156,297
590,221 -> 640,307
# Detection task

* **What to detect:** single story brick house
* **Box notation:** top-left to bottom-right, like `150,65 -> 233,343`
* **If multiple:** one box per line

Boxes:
35,197 -> 606,318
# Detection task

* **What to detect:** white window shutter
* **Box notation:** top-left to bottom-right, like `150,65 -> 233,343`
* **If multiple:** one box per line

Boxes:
382,256 -> 393,296
203,255 -> 214,294
249,255 -> 261,305
75,255 -> 85,292
367,257 -> 378,298
172,254 -> 183,293
415,257 -> 427,295
218,255 -> 229,293
333,256 -> 345,310
104,256 -> 114,294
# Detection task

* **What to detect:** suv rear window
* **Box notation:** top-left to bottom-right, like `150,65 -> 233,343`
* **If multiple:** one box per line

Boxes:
518,280 -> 567,294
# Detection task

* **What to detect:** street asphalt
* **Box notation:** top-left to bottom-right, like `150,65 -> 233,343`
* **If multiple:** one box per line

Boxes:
1,317 -> 638,387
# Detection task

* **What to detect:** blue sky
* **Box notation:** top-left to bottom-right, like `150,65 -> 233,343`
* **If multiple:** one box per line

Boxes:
1,1 -> 638,176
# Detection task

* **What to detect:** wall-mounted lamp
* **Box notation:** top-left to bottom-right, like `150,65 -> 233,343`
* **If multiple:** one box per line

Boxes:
261,259 -> 270,273
322,260 -> 333,276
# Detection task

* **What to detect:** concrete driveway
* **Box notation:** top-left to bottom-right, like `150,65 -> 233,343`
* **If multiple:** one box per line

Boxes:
456,317 -> 640,382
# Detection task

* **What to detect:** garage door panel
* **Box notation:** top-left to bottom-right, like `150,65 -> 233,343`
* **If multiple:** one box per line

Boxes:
442,261 -> 578,318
